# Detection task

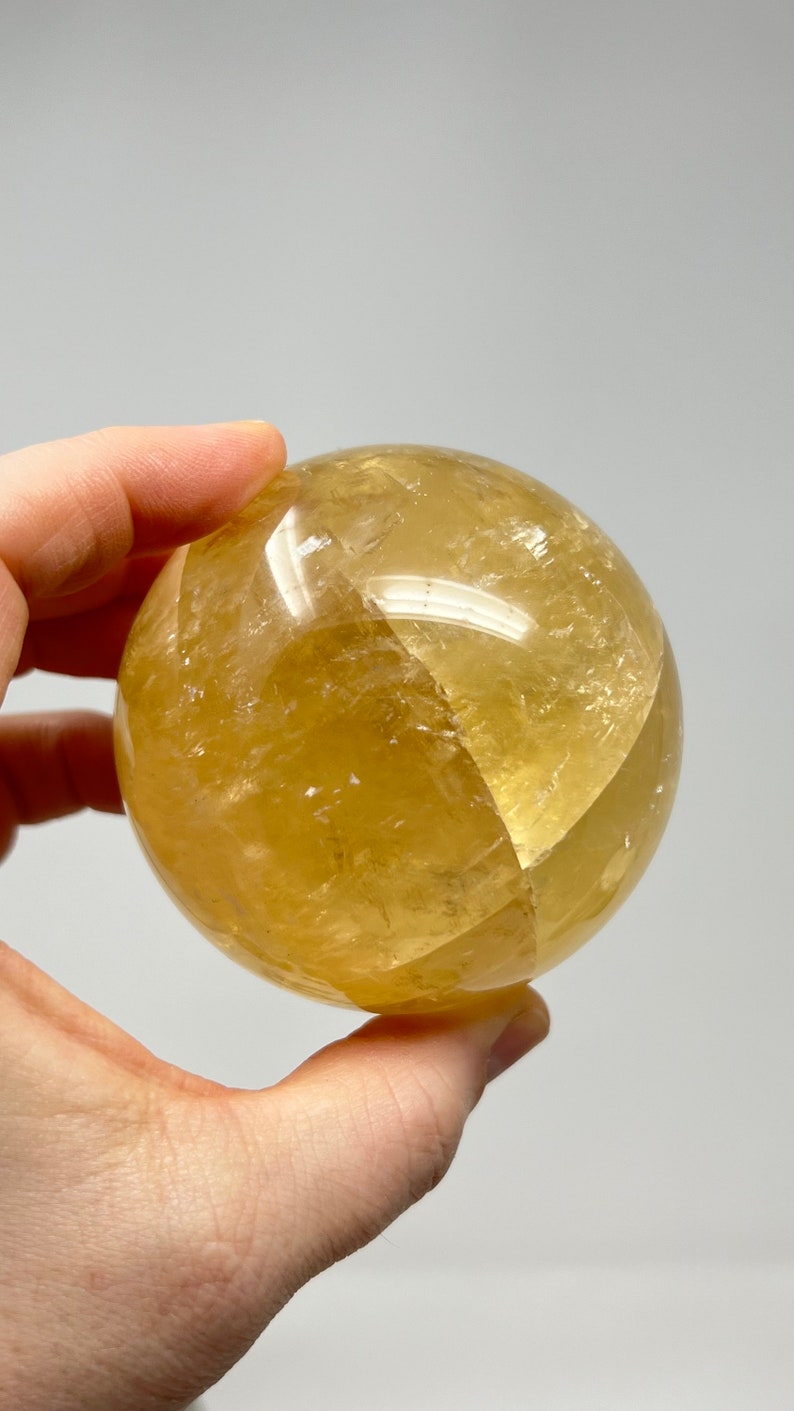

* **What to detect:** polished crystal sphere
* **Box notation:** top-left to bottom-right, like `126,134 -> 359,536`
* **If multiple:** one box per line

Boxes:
115,445 -> 682,1013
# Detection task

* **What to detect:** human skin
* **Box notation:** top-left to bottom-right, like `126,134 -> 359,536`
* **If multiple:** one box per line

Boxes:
0,423 -> 549,1410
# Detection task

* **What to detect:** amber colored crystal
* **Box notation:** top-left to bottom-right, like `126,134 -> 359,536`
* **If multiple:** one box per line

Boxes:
114,446 -> 682,1012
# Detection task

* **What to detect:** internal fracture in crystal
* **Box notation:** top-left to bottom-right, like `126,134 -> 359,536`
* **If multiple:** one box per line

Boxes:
114,445 -> 682,1012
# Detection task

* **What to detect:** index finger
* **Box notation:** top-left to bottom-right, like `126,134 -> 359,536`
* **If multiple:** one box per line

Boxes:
0,421 -> 286,695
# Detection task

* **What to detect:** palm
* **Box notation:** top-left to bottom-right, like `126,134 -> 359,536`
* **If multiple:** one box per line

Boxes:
2,535 -> 282,1399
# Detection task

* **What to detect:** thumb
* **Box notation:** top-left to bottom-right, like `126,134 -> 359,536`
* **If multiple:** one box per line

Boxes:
239,986 -> 549,1288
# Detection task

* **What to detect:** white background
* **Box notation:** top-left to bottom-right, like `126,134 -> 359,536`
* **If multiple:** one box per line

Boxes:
2,3 -> 793,1406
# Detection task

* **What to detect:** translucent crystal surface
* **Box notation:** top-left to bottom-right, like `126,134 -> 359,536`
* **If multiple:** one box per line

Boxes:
114,446 -> 682,1012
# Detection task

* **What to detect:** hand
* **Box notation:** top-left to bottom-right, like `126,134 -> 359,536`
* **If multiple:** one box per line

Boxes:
0,423 -> 549,1411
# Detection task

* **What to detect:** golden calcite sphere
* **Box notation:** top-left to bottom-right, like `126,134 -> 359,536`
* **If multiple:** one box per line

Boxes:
115,445 -> 682,1013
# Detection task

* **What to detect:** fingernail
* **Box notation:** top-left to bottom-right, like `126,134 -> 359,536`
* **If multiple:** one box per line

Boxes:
486,998 -> 549,1083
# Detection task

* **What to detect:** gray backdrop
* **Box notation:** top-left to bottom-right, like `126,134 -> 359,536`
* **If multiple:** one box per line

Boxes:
2,3 -> 792,1408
